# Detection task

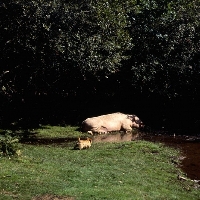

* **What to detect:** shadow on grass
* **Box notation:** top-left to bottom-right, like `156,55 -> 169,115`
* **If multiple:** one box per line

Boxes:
20,137 -> 77,146
1,118 -> 81,141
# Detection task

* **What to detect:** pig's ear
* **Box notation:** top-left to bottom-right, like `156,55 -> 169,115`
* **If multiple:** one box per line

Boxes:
127,115 -> 136,121
134,116 -> 140,122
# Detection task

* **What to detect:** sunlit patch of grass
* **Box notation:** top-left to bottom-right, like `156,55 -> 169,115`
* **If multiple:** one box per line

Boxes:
14,125 -> 89,141
34,125 -> 83,138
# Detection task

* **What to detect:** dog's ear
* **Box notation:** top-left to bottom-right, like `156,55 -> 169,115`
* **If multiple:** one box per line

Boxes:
78,137 -> 81,142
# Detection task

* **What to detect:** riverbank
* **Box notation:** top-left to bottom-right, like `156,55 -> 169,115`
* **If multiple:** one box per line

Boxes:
0,126 -> 199,199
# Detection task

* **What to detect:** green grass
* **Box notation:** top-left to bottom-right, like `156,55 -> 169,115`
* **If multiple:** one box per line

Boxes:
0,126 -> 199,200
33,125 -> 82,138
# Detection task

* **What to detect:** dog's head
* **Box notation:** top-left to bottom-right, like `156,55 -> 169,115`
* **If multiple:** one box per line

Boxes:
86,137 -> 92,143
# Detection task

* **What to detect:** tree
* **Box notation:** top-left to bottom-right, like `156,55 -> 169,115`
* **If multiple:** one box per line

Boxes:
122,0 -> 200,130
126,0 -> 200,98
0,0 -> 132,125
0,0 -> 132,99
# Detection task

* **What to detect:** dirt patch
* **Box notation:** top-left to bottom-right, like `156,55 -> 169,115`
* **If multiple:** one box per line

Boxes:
32,194 -> 75,200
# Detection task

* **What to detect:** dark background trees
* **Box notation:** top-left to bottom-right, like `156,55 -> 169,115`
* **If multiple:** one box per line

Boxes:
0,0 -> 200,133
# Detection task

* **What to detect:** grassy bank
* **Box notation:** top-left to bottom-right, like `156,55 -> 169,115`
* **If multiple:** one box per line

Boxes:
0,126 -> 199,199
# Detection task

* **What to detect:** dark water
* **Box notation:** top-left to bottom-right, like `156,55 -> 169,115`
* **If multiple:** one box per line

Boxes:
140,133 -> 200,181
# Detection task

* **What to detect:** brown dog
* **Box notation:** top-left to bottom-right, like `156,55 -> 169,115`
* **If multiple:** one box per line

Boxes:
74,137 -> 92,150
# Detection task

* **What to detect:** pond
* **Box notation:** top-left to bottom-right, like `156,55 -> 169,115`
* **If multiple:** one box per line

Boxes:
140,133 -> 200,181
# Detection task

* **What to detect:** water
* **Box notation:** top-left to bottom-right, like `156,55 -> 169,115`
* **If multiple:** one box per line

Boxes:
140,133 -> 200,181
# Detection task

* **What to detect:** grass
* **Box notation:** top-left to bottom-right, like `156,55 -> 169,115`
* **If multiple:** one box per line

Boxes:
0,125 -> 199,200
33,125 -> 82,138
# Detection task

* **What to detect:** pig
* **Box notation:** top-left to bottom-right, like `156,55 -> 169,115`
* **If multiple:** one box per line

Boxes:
82,112 -> 144,134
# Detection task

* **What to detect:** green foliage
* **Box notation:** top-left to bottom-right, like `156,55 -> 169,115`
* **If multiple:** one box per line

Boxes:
1,0 -> 200,131
0,0 -> 132,98
126,0 -> 200,97
0,132 -> 20,157
1,0 -> 199,98
1,0 -> 200,97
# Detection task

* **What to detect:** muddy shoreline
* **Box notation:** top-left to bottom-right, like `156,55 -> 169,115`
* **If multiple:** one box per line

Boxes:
140,133 -> 200,181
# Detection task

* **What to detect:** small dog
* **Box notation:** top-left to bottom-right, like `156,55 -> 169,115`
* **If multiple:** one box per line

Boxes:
74,137 -> 92,150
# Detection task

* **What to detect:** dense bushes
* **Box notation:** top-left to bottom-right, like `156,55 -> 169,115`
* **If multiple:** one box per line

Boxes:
0,0 -> 200,132
0,132 -> 20,157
